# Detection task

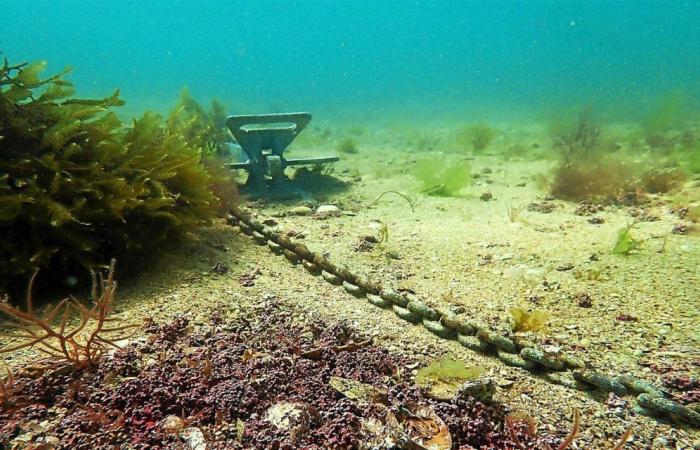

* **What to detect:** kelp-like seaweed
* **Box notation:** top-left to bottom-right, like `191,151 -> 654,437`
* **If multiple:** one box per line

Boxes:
0,57 -> 231,292
168,88 -> 231,157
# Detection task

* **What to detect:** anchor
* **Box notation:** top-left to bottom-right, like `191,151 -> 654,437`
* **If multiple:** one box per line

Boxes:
225,112 -> 339,188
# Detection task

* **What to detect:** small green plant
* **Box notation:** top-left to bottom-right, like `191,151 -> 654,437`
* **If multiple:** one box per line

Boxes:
415,359 -> 483,400
612,223 -> 642,255
509,308 -> 548,332
457,123 -> 496,151
377,222 -> 389,245
413,157 -> 472,196
337,137 -> 358,154
573,267 -> 605,282
507,204 -> 525,223
503,144 -> 528,160
368,219 -> 389,246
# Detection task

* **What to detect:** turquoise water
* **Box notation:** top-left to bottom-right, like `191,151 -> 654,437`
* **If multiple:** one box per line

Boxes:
3,0 -> 699,124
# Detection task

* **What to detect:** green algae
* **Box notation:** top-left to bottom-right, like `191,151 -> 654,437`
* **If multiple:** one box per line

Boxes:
337,137 -> 359,154
415,359 -> 483,400
413,157 -> 472,196
612,224 -> 642,256
456,123 -> 496,151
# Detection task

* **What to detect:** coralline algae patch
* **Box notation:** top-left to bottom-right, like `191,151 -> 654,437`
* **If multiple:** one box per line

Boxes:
1,302 -> 567,450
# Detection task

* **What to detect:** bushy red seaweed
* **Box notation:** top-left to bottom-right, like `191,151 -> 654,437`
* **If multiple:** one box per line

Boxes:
1,302 -> 567,449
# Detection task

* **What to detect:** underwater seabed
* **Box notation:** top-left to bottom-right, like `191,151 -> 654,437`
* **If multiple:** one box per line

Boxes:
2,59 -> 700,448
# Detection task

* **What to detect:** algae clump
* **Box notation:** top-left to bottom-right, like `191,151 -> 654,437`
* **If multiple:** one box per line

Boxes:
337,137 -> 359,154
415,359 -> 483,400
509,308 -> 548,332
413,157 -> 472,196
0,57 -> 231,293
456,123 -> 496,151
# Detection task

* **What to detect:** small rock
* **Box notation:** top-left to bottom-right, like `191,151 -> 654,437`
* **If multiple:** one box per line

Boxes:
528,201 -> 556,214
457,379 -> 496,403
557,262 -> 575,271
211,261 -> 228,275
656,326 -> 672,336
385,251 -> 401,260
265,402 -> 313,440
572,292 -> 593,308
316,204 -> 340,215
479,192 -> 493,201
162,415 -> 185,433
182,427 -> 207,450
288,206 -> 312,216
43,436 -> 61,446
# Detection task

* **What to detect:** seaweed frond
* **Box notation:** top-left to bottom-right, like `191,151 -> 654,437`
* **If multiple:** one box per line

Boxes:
368,191 -> 415,213
505,412 -> 537,449
0,259 -> 139,368
337,137 -> 358,154
0,364 -> 25,410
553,107 -> 600,157
544,409 -> 579,450
507,204 -> 525,223
612,223 -> 642,256
611,428 -> 633,450
456,123 -> 496,151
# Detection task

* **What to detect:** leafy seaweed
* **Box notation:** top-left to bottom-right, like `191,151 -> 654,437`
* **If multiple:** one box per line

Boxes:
612,224 -> 642,256
168,88 -> 231,157
0,57 -> 232,293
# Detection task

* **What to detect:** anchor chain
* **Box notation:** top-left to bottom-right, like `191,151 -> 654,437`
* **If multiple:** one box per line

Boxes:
228,206 -> 700,429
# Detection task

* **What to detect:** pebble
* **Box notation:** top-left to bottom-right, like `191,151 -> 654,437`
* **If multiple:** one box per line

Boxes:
316,204 -> 340,214
288,206 -> 312,216
182,427 -> 207,450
